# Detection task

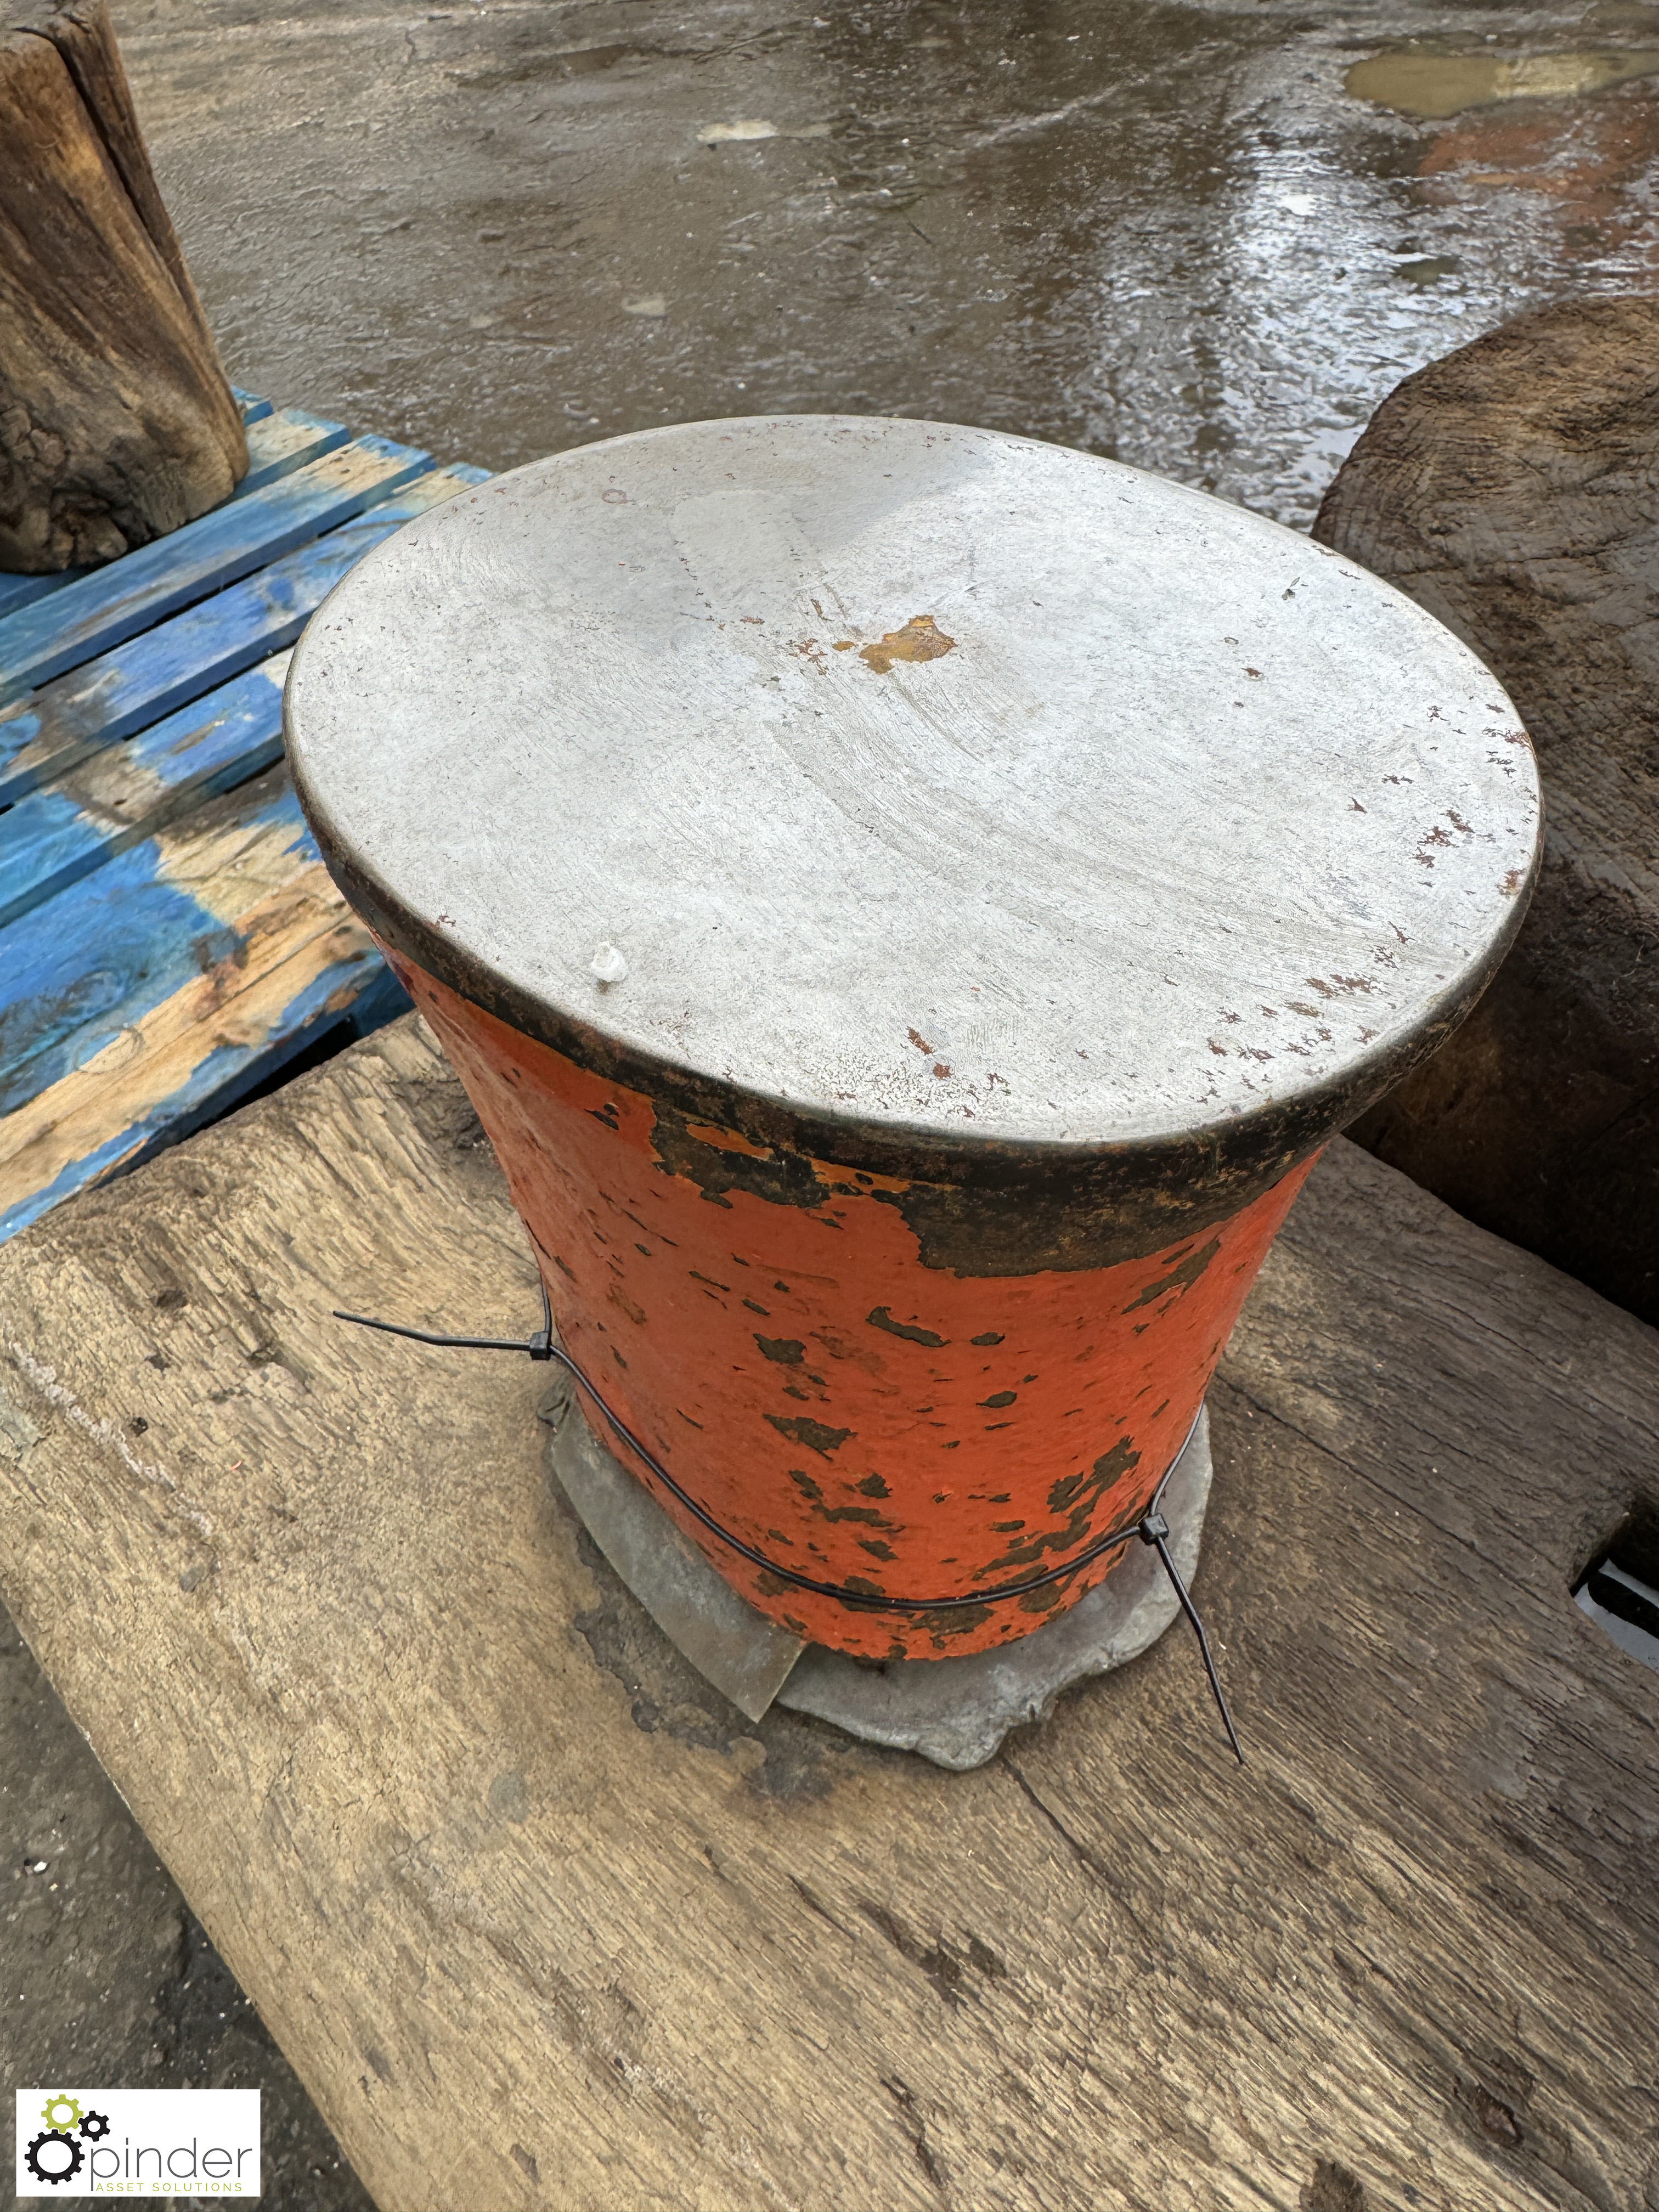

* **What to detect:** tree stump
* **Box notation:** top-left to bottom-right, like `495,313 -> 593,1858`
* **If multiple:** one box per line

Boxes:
0,1 -> 246,574
1313,296 -> 1659,1326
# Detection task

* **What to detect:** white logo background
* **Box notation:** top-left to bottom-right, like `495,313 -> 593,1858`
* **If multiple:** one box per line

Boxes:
15,2089 -> 260,2198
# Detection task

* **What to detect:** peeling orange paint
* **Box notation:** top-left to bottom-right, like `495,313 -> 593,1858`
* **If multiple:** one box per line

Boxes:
683,1120 -> 776,1159
399,957 -> 1316,1660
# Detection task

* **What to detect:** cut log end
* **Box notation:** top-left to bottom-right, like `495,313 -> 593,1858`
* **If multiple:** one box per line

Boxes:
0,0 -> 246,574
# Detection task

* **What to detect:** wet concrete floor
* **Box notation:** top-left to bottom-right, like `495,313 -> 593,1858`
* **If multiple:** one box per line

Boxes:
5,2 -> 1659,2205
123,0 -> 1659,522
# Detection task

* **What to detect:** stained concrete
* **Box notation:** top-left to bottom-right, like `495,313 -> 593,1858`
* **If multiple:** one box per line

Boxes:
5,0 -> 1659,2203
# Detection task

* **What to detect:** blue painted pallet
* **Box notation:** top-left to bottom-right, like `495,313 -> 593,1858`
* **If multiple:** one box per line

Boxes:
0,426 -> 436,702
0,394 -> 492,1246
0,461 -> 487,810
0,771 -> 411,1244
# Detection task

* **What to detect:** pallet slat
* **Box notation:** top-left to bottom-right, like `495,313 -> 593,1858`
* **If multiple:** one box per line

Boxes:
0,766 -> 304,1119
0,392 -> 477,1249
0,766 -> 409,1243
236,407 -> 351,494
0,567 -> 87,623
0,464 -> 489,810
0,431 -> 435,702
0,468 -> 490,926
0,658 -> 291,933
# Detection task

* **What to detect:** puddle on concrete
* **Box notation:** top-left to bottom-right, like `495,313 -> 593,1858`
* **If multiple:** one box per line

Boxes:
1391,252 -> 1463,285
1347,46 -> 1659,120
696,117 -> 833,144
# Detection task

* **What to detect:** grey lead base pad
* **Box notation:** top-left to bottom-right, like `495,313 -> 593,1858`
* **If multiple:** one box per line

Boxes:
548,1400 -> 1212,1771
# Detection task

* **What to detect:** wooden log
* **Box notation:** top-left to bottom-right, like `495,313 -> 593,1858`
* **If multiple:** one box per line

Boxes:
0,1 -> 247,574
1312,297 -> 1659,1325
0,425 -> 435,713
1,1015 -> 1656,2210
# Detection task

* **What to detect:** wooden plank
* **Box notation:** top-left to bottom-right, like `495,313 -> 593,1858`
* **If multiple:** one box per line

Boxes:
0,413 -> 357,656
0,1048 -> 1652,2212
0,764 -> 408,1243
0,430 -> 435,702
236,406 -> 351,494
0,567 -> 87,624
0,656 -> 292,932
0,464 -> 488,809
233,388 -> 274,425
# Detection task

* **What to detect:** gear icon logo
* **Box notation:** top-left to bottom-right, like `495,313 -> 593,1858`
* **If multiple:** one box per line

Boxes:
78,2108 -> 111,2141
24,2127 -> 84,2186
40,2094 -> 82,2131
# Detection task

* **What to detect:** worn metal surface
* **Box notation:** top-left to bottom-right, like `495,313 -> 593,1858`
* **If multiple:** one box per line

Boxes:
775,1404 -> 1212,1769
548,1384 -> 806,1723
286,414 -> 1542,1207
548,1382 -> 1212,1763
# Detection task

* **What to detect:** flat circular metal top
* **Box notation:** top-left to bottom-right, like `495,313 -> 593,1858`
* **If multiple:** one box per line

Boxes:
286,415 -> 1539,1166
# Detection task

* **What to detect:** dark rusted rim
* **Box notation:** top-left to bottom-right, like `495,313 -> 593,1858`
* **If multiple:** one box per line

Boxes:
290,755 -> 1538,1211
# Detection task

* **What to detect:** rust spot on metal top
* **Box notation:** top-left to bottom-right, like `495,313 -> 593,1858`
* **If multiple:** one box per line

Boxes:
857,613 -> 956,674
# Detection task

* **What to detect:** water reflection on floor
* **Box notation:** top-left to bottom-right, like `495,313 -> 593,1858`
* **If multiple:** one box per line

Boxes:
1348,44 -> 1659,119
128,0 -> 1659,528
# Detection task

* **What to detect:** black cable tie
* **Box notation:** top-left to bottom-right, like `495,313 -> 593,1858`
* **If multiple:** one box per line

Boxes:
336,1290 -> 1244,1758
1139,1510 -> 1245,1765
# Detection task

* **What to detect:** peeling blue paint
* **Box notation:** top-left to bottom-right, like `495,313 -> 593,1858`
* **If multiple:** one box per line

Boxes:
0,392 -> 484,1250
0,464 -> 487,808
0,430 -> 436,703
0,665 -> 288,930
0,919 -> 410,1245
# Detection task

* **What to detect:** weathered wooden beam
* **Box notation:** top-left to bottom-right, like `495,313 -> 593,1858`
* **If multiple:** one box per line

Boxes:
0,1 -> 247,573
1314,296 -> 1659,1325
1,1022 -> 1655,2210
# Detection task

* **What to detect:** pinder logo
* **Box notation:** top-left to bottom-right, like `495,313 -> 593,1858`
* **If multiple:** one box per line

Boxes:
25,2095 -> 105,2187
14,2088 -> 259,2197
